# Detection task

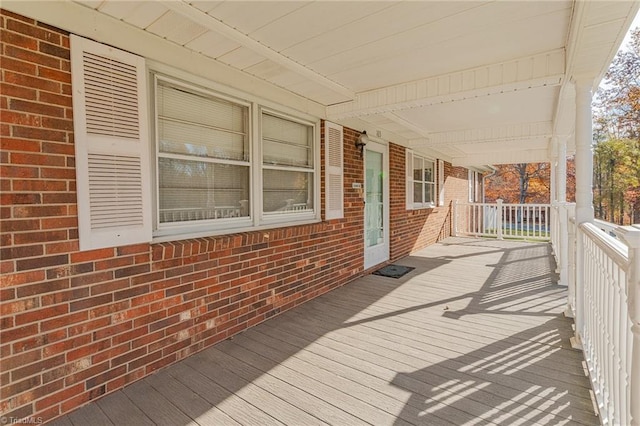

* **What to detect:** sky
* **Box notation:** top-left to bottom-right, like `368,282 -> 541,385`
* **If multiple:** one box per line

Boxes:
620,9 -> 640,50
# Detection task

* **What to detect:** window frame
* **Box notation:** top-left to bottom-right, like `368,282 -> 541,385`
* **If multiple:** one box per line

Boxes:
408,151 -> 436,210
258,106 -> 319,226
149,70 -> 321,241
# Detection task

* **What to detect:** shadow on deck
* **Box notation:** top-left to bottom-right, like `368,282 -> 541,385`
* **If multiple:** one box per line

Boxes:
50,237 -> 598,426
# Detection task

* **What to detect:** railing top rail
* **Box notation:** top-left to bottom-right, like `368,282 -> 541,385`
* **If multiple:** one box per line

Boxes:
500,203 -> 551,208
580,222 -> 630,268
456,202 -> 551,208
593,218 -> 618,235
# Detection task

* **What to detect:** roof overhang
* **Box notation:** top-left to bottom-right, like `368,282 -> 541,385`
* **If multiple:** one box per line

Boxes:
4,0 -> 638,167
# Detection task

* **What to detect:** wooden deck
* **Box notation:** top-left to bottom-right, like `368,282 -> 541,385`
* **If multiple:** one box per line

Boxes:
50,238 -> 598,426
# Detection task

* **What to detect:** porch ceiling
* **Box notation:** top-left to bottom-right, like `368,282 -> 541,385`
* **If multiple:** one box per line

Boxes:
5,0 -> 638,167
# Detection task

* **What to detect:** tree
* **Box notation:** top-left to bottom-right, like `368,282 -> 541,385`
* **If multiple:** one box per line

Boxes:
593,138 -> 640,224
593,26 -> 640,224
594,28 -> 640,140
566,156 -> 576,203
484,163 -> 550,204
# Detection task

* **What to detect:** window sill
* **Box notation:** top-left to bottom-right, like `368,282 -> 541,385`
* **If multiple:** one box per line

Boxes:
410,204 -> 436,210
152,217 -> 322,244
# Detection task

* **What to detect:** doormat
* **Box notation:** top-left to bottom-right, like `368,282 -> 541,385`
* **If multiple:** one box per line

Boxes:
373,264 -> 415,279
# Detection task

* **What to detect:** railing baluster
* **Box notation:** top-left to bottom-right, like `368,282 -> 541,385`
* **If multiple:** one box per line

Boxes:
614,264 -> 623,424
496,199 -> 503,240
472,203 -> 477,235
454,202 -> 553,242
509,205 -> 513,237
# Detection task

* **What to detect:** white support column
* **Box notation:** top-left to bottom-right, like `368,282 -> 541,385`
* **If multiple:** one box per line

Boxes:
550,137 -> 558,205
567,207 -> 577,318
560,203 -> 573,312
557,137 -> 567,204
573,78 -> 595,348
617,226 -> 640,426
574,79 -> 595,224
558,137 -> 570,293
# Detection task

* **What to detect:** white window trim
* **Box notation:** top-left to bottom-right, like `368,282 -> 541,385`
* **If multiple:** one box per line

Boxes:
149,70 -> 321,242
468,170 -> 475,202
258,106 -> 320,227
406,149 -> 436,210
437,159 -> 445,207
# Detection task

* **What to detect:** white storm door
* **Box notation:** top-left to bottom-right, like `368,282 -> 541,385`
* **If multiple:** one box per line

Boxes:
364,140 -> 389,270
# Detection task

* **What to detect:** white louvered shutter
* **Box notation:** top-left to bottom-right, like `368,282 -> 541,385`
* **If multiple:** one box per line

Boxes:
406,149 -> 414,209
324,121 -> 344,220
71,35 -> 151,251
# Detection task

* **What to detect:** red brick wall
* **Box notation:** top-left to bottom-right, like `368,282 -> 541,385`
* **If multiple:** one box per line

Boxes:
389,143 -> 470,259
0,10 -> 470,423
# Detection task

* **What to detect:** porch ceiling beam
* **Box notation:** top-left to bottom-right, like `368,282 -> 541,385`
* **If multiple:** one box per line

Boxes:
375,112 -> 456,161
401,137 -> 460,162
164,0 -> 355,100
337,115 -> 454,163
420,121 -> 554,146
327,49 -> 566,119
381,112 -> 432,139
451,149 -> 550,167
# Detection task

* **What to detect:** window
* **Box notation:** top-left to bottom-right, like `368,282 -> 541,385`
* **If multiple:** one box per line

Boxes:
156,79 -> 250,224
153,76 -> 319,237
72,36 -> 322,248
261,112 -> 314,216
406,150 -> 435,209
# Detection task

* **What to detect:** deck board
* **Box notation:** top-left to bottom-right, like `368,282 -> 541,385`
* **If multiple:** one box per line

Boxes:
168,362 -> 284,426
145,372 -> 242,426
122,380 -> 198,426
258,309 -> 597,425
97,389 -> 155,426
53,238 -> 599,425
65,401 -> 112,426
185,349 -> 336,426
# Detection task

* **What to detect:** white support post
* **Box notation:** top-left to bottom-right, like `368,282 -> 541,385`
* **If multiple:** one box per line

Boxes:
560,204 -> 573,312
550,137 -> 558,205
569,216 -> 581,348
574,79 -> 595,225
573,78 -> 595,347
557,137 -> 570,298
551,165 -> 557,205
496,199 -> 503,240
617,226 -> 640,426
557,138 -> 567,204
566,205 -> 576,314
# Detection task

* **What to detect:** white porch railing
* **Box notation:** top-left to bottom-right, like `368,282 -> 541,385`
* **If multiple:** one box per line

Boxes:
579,223 -> 633,425
552,201 -> 640,426
453,200 -> 551,240
594,218 -> 619,238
